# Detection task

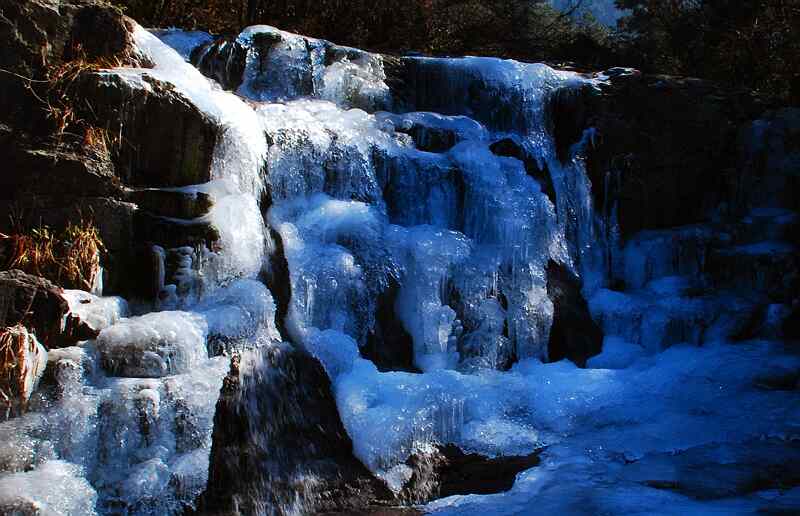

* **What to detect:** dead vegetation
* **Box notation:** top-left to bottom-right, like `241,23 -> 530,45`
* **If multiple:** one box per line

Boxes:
1,217 -> 105,292
0,325 -> 46,419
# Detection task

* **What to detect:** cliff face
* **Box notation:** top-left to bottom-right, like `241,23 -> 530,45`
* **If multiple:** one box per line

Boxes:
0,0 -> 226,298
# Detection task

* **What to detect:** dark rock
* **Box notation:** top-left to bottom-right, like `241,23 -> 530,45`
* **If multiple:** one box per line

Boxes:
489,137 -> 556,205
547,83 -> 596,163
0,141 -> 121,201
385,57 -> 530,132
79,72 -> 218,188
0,270 -> 96,349
546,260 -> 603,367
576,70 -> 771,240
198,345 -> 396,515
127,189 -> 213,219
397,124 -> 458,153
400,443 -> 541,504
264,227 -> 292,340
0,0 -> 137,134
738,108 -> 800,211
363,278 -> 418,373
134,212 -> 219,250
706,243 -> 799,303
191,35 -> 249,91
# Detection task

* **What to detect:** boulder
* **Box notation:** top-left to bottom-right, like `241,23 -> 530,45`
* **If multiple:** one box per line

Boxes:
198,345 -> 396,515
0,270 -> 69,349
546,260 -> 603,367
79,72 -> 218,188
0,270 -> 100,348
0,0 -> 137,134
399,443 -> 541,504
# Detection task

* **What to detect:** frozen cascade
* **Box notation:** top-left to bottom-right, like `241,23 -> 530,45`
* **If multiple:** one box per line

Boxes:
4,19 -> 798,516
216,24 -> 612,480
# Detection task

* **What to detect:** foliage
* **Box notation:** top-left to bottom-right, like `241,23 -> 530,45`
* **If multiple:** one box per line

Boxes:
615,0 -> 800,104
110,0 -> 798,103
1,219 -> 105,291
111,0 -> 618,67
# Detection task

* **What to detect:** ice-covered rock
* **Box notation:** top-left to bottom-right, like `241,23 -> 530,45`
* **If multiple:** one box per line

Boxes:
96,312 -> 208,378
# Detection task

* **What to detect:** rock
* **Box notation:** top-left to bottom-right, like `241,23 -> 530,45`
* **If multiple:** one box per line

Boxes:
399,443 -> 541,504
0,139 -> 121,201
0,0 -> 137,134
569,70 -> 771,239
706,241 -> 799,303
134,211 -> 220,250
362,278 -> 418,373
198,345 -> 396,515
546,260 -> 603,367
79,72 -> 218,188
191,35 -> 249,91
0,325 -> 47,419
0,271 -> 70,349
127,189 -> 214,219
738,107 -> 800,211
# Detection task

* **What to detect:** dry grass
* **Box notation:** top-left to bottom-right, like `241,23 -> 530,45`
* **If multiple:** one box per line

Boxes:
44,47 -> 124,145
0,325 -> 44,419
1,218 -> 105,291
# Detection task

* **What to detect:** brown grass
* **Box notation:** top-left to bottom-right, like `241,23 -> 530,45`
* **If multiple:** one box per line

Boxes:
1,218 -> 105,291
0,325 -> 42,418
47,48 -> 124,143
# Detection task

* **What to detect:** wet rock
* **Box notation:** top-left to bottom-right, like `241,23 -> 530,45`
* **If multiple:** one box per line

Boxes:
198,345 -> 396,515
546,260 -> 603,367
399,443 -> 541,504
191,35 -> 249,91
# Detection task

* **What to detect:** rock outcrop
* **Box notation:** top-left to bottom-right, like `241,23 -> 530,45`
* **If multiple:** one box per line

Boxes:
546,260 -> 603,367
551,69 -> 773,240
0,0 -> 224,299
400,444 -> 541,504
198,345 -> 396,515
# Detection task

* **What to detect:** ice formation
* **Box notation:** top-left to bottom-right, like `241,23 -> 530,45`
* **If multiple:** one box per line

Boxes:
2,19 -> 798,516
